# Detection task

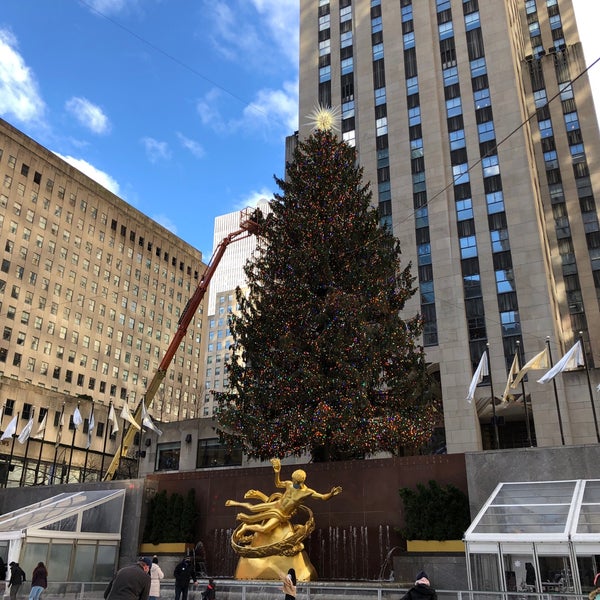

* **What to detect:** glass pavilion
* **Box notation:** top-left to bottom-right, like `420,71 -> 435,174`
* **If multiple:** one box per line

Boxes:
464,480 -> 600,595
0,489 -> 125,583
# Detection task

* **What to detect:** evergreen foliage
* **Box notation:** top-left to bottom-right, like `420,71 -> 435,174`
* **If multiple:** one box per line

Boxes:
143,489 -> 198,544
216,128 -> 438,461
399,480 -> 471,540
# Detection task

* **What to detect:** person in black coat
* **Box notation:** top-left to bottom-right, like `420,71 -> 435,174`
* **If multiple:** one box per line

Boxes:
8,562 -> 26,600
173,557 -> 197,600
401,571 -> 438,600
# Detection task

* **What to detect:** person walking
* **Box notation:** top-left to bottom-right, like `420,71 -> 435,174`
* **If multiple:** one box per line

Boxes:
173,556 -> 197,600
104,557 -> 151,600
148,556 -> 164,600
8,561 -> 26,600
28,562 -> 47,600
281,568 -> 296,600
400,571 -> 437,600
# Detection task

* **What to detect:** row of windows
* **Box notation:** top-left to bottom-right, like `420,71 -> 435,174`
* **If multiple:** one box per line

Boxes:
0,151 -> 200,279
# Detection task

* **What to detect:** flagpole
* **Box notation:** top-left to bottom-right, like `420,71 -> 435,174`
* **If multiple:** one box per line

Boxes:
486,345 -> 500,449
66,401 -> 80,483
82,402 -> 94,482
19,408 -> 35,487
516,341 -> 533,447
34,408 -> 48,485
0,404 -> 4,487
117,404 -> 128,479
52,403 -> 66,485
100,401 -> 112,480
6,412 -> 20,487
546,337 -> 565,445
579,332 -> 600,443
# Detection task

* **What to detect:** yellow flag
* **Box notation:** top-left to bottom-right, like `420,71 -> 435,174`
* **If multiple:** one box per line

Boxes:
502,352 -> 520,402
511,347 -> 549,389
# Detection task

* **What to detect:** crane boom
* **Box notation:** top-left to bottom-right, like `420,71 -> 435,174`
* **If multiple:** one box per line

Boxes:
102,208 -> 261,481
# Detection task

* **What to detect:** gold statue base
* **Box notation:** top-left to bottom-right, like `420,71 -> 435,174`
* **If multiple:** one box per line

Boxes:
232,522 -> 317,581
235,550 -> 317,581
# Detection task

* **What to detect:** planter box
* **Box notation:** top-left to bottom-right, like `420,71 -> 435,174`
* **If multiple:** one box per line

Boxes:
139,542 -> 192,554
406,540 -> 465,553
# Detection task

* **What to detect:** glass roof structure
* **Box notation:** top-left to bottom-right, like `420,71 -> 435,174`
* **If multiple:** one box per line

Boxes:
464,480 -> 600,595
465,479 -> 600,543
0,489 -> 125,541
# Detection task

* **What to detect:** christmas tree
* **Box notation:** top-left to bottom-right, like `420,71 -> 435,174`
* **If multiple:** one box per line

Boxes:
216,121 -> 438,461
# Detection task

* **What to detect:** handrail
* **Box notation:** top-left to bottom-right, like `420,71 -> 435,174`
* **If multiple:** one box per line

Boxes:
20,579 -> 589,600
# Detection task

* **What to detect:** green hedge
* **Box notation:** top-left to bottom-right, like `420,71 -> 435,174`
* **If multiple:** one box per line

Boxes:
143,488 -> 198,544
399,480 -> 470,540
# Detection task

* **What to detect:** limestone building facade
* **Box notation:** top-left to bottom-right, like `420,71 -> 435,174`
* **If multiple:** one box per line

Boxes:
0,118 -> 208,484
299,0 -> 600,451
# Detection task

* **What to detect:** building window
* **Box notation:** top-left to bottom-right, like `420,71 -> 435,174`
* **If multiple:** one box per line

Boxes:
196,438 -> 242,468
156,442 -> 181,471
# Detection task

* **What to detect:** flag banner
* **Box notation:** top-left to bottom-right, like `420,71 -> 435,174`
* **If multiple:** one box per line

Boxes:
511,347 -> 549,389
108,404 -> 119,434
537,340 -> 584,384
466,352 -> 488,404
120,404 -> 141,431
34,413 -> 47,438
72,407 -> 83,430
1,415 -> 18,441
502,353 -> 520,403
17,417 -> 34,444
86,410 -> 95,450
55,411 -> 65,448
142,403 -> 163,436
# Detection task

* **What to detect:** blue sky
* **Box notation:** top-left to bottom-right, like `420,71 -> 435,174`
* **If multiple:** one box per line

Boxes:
0,0 -> 299,259
0,1 -> 598,260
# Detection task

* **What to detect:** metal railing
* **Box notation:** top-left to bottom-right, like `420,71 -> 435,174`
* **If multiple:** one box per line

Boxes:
3,580 -> 589,600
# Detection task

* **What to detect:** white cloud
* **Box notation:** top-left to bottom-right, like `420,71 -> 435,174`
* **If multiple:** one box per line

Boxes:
244,80 -> 298,133
234,187 -> 274,211
0,29 -> 45,124
54,152 -> 120,196
151,213 -> 178,234
204,1 -> 298,69
177,132 -> 205,158
65,97 -> 111,134
197,81 -> 298,138
141,137 -> 171,163
248,0 -> 299,65
84,0 -> 131,15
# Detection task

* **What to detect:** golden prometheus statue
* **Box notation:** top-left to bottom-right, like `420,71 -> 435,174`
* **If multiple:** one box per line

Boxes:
225,458 -> 342,580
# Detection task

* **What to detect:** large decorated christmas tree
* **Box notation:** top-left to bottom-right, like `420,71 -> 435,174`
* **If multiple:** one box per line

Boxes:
216,119 -> 438,461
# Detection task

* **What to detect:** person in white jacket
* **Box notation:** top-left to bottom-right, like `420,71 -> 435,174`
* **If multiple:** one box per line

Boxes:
149,556 -> 164,600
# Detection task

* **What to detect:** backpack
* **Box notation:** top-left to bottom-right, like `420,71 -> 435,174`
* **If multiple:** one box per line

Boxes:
11,567 -> 24,585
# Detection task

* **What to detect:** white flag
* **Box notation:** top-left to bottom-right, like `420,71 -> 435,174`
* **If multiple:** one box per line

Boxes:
120,404 -> 141,431
501,353 -> 520,403
142,403 -> 163,436
86,410 -> 95,449
466,352 -> 488,404
537,340 -> 584,384
511,347 -> 549,389
17,417 -> 34,444
1,416 -> 18,441
108,404 -> 119,434
34,412 -> 47,438
73,407 -> 83,430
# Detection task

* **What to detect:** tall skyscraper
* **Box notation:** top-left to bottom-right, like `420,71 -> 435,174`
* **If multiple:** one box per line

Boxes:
299,0 -> 600,452
203,201 -> 269,417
